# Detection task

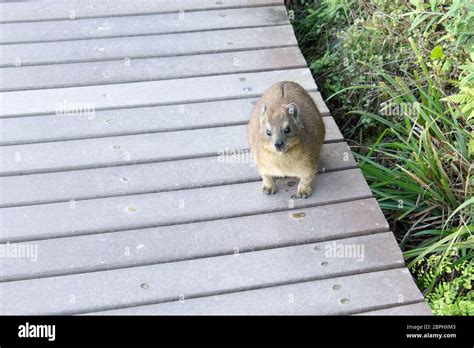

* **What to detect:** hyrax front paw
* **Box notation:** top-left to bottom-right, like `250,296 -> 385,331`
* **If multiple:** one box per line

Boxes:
261,174 -> 276,195
262,184 -> 277,195
294,185 -> 313,199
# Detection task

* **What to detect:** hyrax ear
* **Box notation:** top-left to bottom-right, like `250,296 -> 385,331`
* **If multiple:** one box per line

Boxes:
287,103 -> 303,128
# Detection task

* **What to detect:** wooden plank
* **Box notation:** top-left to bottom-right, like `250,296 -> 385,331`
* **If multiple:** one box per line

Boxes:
0,47 -> 307,91
0,198 -> 389,281
0,68 -> 317,117
0,142 -> 354,207
0,0 -> 283,23
0,25 -> 297,67
0,118 -> 340,176
0,232 -> 403,314
356,302 -> 432,315
0,92 -> 330,145
0,168 -> 372,242
0,6 -> 289,44
92,268 -> 423,315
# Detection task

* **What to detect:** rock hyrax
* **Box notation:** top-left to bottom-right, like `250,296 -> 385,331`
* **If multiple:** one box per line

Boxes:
248,81 -> 325,198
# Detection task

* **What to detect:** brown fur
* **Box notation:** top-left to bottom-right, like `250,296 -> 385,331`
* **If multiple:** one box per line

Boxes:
248,81 -> 325,198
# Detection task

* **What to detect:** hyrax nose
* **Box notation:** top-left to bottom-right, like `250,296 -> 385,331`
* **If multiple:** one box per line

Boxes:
274,140 -> 285,151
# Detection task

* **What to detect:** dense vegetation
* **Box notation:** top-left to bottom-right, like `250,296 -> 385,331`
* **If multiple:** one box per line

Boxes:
287,0 -> 473,315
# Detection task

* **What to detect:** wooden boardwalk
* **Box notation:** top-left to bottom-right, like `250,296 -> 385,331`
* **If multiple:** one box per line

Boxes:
0,0 -> 431,315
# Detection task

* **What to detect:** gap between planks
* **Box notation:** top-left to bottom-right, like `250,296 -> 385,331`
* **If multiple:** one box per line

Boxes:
0,68 -> 318,117
0,43 -> 298,68
0,6 -> 291,44
0,88 -> 317,120
1,46 -> 307,92
352,300 -> 431,316
0,25 -> 299,67
0,0 -> 284,24
0,24 -> 291,46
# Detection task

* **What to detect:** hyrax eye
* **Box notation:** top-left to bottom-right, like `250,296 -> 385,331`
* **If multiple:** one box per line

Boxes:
284,127 -> 291,134
266,130 -> 272,136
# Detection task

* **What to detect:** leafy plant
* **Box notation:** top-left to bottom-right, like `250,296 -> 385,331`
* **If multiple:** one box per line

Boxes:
347,38 -> 473,314
412,251 -> 474,315
288,0 -> 474,315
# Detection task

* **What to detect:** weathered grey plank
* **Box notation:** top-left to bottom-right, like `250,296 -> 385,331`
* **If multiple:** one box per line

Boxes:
0,92 -> 330,145
356,302 -> 432,315
0,68 -> 316,117
1,25 -> 297,67
0,0 -> 283,23
0,118 -> 340,176
0,142 -> 353,207
1,47 -> 307,91
0,232 -> 403,314
93,268 -> 422,315
0,6 -> 289,44
0,168 -> 372,242
0,198 -> 389,281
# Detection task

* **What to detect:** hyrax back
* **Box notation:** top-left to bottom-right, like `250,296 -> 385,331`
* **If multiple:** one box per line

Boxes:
248,81 -> 325,198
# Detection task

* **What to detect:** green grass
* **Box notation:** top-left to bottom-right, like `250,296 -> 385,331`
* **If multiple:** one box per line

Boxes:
287,0 -> 473,315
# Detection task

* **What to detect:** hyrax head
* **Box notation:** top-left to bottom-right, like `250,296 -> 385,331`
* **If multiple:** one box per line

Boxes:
260,102 -> 303,154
